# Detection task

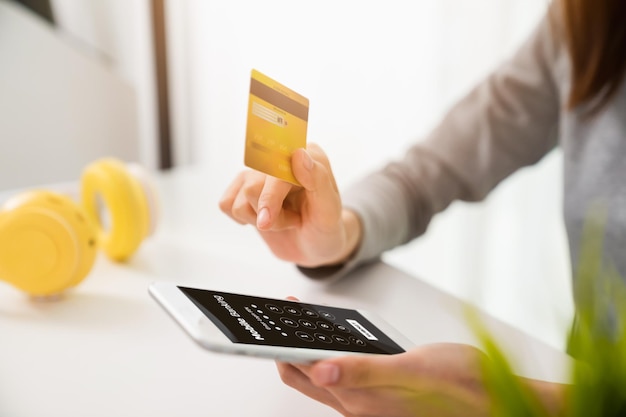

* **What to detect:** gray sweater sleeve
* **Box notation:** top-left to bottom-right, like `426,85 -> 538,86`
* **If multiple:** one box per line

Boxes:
299,9 -> 562,281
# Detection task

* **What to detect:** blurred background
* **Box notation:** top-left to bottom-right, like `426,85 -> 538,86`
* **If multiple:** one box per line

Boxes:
0,0 -> 572,350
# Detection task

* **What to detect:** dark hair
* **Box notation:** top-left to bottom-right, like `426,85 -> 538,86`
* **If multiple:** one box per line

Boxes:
559,0 -> 626,116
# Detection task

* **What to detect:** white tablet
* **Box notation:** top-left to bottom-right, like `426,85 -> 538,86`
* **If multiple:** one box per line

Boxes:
149,282 -> 415,363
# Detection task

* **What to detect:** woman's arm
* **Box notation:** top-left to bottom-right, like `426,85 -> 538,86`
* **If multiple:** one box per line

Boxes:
307,6 -> 564,281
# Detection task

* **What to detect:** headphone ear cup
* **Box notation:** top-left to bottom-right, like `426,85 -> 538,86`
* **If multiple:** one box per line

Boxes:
0,191 -> 97,297
80,158 -> 152,262
125,163 -> 159,237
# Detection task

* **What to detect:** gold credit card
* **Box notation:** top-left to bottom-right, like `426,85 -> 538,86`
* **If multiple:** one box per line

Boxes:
244,69 -> 309,185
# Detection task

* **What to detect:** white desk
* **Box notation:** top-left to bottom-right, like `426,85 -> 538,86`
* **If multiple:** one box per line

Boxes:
0,167 -> 571,417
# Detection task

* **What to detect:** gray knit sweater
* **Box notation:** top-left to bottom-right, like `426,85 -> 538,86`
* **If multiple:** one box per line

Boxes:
301,8 -> 626,287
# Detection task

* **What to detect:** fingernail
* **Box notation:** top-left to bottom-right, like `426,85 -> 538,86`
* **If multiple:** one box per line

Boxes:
314,363 -> 340,386
302,150 -> 314,171
257,207 -> 270,228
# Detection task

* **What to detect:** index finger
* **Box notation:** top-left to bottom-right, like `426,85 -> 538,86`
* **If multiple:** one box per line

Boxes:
256,175 -> 296,230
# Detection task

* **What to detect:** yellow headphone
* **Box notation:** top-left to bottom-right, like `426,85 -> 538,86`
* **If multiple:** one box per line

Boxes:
0,158 -> 157,298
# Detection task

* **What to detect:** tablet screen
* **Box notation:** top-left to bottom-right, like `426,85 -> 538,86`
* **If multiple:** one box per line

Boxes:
178,287 -> 405,355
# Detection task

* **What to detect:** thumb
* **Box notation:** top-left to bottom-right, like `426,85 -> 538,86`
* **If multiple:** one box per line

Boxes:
310,355 -> 408,388
291,146 -> 341,226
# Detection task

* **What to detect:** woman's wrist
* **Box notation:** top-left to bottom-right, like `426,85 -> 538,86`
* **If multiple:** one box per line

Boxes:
327,208 -> 363,266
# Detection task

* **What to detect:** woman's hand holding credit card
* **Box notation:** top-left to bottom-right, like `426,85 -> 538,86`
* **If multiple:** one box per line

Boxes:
219,69 -> 363,269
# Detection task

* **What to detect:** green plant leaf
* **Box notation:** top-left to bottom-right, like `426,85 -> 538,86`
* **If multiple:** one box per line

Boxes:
470,206 -> 626,417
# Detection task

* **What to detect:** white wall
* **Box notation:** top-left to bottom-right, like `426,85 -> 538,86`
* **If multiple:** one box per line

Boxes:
51,0 -> 159,169
168,0 -> 573,350
175,0 -> 552,179
0,0 -> 141,190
